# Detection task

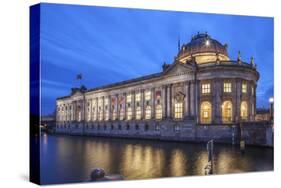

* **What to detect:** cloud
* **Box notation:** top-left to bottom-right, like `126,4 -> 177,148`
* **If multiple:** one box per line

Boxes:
39,4 -> 273,115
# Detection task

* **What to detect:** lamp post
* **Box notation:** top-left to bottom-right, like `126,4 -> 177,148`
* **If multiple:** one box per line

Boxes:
269,97 -> 274,122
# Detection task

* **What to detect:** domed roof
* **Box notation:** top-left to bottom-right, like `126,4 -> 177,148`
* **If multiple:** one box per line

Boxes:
177,33 -> 229,64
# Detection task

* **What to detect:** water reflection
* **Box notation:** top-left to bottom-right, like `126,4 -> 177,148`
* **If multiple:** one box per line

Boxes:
170,149 -> 187,176
40,134 -> 273,184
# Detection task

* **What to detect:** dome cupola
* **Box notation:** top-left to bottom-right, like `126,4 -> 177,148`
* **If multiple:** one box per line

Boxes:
177,32 -> 230,64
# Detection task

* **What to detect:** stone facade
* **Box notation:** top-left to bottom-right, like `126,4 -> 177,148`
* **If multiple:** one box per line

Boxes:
55,33 -> 270,146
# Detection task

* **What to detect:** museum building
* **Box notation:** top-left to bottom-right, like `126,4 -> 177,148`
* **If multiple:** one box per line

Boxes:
55,33 -> 260,142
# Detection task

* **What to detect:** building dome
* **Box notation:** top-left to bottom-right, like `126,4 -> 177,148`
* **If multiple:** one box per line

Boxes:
177,33 -> 230,64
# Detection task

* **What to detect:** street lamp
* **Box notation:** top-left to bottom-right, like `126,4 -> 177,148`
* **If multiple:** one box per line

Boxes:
269,97 -> 274,122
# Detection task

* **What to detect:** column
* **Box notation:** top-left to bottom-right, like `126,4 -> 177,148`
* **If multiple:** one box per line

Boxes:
83,98 -> 86,121
162,85 -> 166,118
100,97 -> 103,121
151,88 -> 155,119
116,94 -> 119,120
195,80 -> 200,123
90,99 -> 94,121
214,79 -> 222,124
184,82 -> 190,117
88,100 -> 92,121
79,100 -> 83,121
92,98 -> 97,121
254,83 -> 257,118
132,91 -> 135,120
232,79 -> 237,123
124,93 -> 127,120
73,101 -> 77,121
108,95 -> 111,121
167,85 -> 171,118
190,81 -> 195,117
236,79 -> 242,122
141,89 -> 145,119
84,101 -> 87,122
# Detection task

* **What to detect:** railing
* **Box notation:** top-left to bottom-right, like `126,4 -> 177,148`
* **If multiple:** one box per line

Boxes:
205,140 -> 214,175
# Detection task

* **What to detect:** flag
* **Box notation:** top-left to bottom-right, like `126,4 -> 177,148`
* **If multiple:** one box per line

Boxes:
156,90 -> 161,99
119,96 -> 124,104
111,97 -> 116,104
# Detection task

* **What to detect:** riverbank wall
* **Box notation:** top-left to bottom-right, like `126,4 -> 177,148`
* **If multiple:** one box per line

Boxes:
55,120 -> 273,147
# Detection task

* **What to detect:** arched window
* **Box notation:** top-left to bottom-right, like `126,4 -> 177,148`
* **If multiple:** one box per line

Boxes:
222,101 -> 233,123
136,106 -> 141,120
200,101 -> 212,124
174,102 -> 183,119
155,104 -> 162,120
145,106 -> 151,120
241,101 -> 248,120
127,107 -> 132,120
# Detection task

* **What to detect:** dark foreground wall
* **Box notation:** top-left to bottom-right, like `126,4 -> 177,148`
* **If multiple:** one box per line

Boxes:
55,120 -> 273,147
241,122 -> 273,146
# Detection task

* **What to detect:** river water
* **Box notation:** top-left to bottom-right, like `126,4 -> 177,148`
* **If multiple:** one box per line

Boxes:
40,134 -> 273,184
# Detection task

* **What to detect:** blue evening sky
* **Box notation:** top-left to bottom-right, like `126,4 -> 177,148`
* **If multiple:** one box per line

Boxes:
40,3 -> 274,115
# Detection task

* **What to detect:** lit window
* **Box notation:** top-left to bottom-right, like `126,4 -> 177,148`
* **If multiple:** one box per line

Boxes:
222,101 -> 233,123
242,82 -> 247,93
224,82 -> 232,93
126,94 -> 132,103
136,107 -> 141,120
174,102 -> 183,119
200,101 -> 212,124
202,83 -> 211,94
251,86 -> 254,96
145,90 -> 151,101
145,106 -> 151,120
135,93 -> 141,102
127,107 -> 132,120
155,105 -> 162,120
241,101 -> 248,120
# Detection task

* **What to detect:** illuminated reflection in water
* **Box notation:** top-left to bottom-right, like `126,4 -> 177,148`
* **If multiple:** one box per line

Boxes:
40,134 -> 273,184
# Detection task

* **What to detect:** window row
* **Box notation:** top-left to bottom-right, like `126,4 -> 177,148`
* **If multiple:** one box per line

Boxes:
57,101 -> 186,122
201,82 -> 254,95
200,100 -> 250,124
